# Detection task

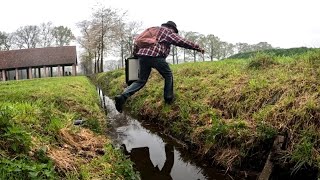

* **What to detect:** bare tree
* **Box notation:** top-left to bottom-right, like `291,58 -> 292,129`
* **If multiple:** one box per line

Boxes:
79,52 -> 94,74
172,46 -> 176,64
0,31 -> 13,50
39,22 -> 54,47
219,42 -> 235,59
77,5 -> 123,73
89,24 -> 102,73
178,31 -> 191,62
52,26 -> 75,46
198,34 -> 207,61
184,31 -> 201,62
252,42 -> 273,51
235,42 -> 252,53
124,21 -> 142,56
77,20 -> 96,74
235,42 -> 273,54
14,25 -> 40,49
169,45 -> 180,64
203,34 -> 220,61
91,5 -> 119,72
113,16 -> 127,68
111,19 -> 142,68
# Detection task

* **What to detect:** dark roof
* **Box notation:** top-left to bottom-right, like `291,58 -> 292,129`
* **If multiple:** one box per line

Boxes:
0,46 -> 77,70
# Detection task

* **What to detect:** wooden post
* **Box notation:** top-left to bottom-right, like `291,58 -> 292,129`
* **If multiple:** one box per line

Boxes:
38,68 -> 41,78
258,135 -> 285,180
62,66 -> 65,76
33,68 -> 37,78
72,64 -> 77,76
2,70 -> 6,81
20,69 -> 23,79
58,65 -> 61,76
44,66 -> 47,77
15,68 -> 19,80
28,68 -> 33,79
50,67 -> 53,77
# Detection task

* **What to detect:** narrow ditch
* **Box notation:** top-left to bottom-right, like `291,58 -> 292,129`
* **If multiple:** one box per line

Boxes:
97,89 -> 257,180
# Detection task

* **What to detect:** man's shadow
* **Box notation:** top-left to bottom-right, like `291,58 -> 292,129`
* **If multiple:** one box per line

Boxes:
121,143 -> 174,180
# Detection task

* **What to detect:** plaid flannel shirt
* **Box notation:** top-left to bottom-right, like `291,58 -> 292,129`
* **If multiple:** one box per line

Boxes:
133,26 -> 202,58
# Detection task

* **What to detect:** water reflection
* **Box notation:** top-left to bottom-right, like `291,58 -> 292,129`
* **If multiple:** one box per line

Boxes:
98,89 -> 237,180
122,143 -> 174,180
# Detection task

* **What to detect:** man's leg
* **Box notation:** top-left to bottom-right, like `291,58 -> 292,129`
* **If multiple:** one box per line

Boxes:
115,57 -> 152,112
161,144 -> 174,175
153,57 -> 174,104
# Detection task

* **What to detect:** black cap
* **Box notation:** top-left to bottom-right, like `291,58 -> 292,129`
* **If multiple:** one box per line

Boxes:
161,21 -> 178,33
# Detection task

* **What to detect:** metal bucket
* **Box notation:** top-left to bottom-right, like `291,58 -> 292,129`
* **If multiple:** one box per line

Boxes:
125,57 -> 139,85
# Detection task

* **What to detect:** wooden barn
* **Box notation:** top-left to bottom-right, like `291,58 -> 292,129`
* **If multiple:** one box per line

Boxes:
0,46 -> 77,81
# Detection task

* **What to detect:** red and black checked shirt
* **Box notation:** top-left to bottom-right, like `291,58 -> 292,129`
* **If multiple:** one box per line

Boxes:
133,26 -> 202,58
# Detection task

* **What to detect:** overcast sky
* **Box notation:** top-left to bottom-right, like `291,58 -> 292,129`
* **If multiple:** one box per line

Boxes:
1,0 -> 320,48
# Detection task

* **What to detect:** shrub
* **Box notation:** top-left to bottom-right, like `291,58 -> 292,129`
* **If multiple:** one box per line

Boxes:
0,157 -> 56,180
247,52 -> 278,69
291,129 -> 317,173
2,126 -> 32,153
305,49 -> 320,67
256,121 -> 277,140
0,104 -> 32,154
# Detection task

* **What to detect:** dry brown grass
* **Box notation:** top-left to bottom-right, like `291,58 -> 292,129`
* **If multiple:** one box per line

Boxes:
214,148 -> 241,169
48,128 -> 107,173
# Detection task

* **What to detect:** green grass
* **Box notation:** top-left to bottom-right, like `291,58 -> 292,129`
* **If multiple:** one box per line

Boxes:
227,47 -> 319,59
0,76 -> 138,179
91,50 -> 320,175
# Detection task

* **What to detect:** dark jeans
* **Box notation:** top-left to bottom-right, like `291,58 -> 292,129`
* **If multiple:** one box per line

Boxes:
121,56 -> 173,102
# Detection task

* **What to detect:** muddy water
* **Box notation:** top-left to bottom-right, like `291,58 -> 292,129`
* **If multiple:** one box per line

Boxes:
98,90 -> 246,180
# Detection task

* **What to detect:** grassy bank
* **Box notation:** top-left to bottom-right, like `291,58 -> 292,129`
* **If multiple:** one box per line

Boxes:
0,76 -> 139,179
91,51 -> 320,178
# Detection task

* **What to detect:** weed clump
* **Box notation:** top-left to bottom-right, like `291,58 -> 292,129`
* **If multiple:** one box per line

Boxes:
304,49 -> 320,67
0,158 -> 56,179
247,52 -> 278,69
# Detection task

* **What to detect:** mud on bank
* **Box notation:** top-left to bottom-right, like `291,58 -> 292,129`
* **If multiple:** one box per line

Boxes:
90,53 -> 320,179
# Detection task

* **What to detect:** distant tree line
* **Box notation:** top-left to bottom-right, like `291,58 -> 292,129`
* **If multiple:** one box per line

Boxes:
0,22 -> 75,50
168,35 -> 274,64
